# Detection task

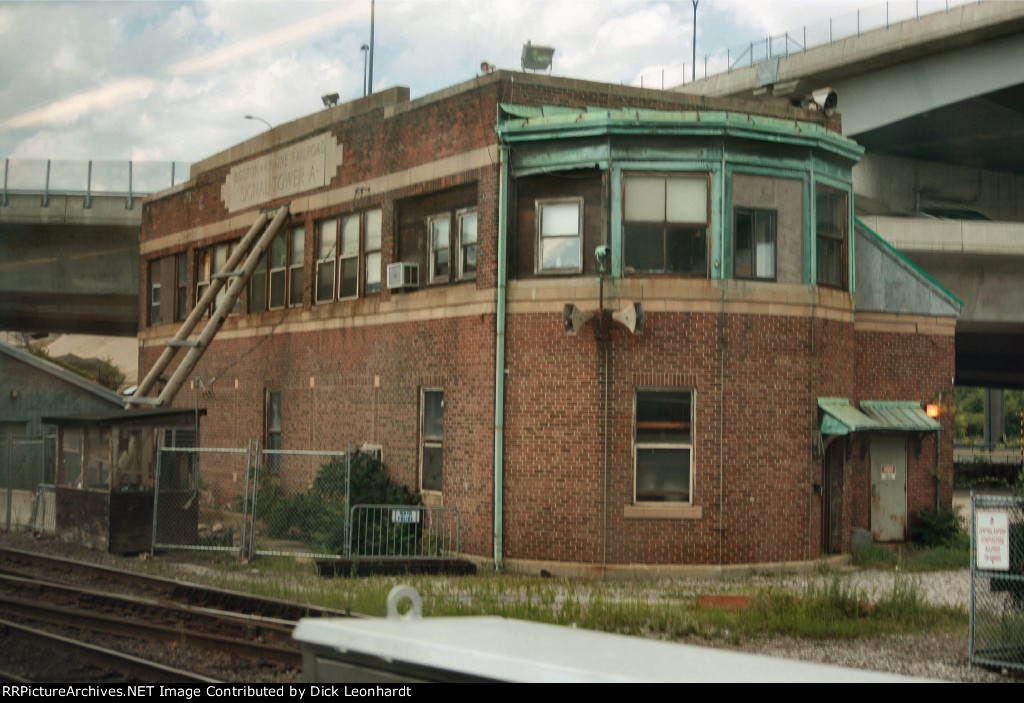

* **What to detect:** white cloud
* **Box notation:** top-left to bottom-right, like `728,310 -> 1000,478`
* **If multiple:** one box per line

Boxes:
171,4 -> 364,75
3,77 -> 157,129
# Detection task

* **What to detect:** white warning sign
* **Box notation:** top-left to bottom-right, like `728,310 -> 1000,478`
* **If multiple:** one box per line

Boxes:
975,510 -> 1010,571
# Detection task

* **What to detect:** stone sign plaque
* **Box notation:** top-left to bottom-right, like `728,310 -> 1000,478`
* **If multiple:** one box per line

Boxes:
222,133 -> 343,212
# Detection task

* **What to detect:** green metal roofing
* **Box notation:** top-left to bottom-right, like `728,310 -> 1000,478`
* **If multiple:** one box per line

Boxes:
819,398 -> 940,435
860,400 -> 941,432
819,398 -> 880,435
496,103 -> 864,162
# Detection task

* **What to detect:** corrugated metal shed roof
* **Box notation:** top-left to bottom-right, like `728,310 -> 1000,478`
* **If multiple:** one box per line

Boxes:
818,398 -> 880,435
860,401 -> 941,432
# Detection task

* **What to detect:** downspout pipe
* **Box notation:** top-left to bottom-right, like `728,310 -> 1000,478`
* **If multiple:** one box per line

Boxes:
493,142 -> 510,571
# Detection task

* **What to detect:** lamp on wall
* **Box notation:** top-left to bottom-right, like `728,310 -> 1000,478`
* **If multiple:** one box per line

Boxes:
926,403 -> 941,418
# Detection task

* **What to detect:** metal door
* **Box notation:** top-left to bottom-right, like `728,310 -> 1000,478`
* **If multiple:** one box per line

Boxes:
870,435 -> 907,542
822,439 -> 845,554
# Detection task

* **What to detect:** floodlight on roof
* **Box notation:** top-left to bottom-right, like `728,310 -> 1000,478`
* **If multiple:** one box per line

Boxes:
521,41 -> 554,72
322,92 -> 340,108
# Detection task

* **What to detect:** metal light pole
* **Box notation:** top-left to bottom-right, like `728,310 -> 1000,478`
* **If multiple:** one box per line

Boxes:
367,0 -> 375,95
244,115 -> 272,131
361,44 -> 369,97
692,0 -> 699,82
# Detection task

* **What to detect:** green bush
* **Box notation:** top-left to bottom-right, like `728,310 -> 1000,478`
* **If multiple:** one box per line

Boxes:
910,508 -> 969,550
256,452 -> 420,555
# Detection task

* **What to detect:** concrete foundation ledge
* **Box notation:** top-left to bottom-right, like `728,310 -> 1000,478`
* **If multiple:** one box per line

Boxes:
481,554 -> 853,581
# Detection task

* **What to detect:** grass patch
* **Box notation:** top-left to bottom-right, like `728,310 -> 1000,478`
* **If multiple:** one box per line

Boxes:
172,553 -> 966,642
852,544 -> 970,572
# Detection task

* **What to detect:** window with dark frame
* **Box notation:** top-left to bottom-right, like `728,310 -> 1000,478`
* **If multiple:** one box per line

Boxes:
266,389 -> 282,471
536,198 -> 582,273
815,186 -> 847,289
457,208 -> 478,280
733,208 -> 777,280
175,253 -> 188,322
420,389 -> 443,492
634,390 -> 693,503
314,208 -> 383,302
623,173 -> 708,275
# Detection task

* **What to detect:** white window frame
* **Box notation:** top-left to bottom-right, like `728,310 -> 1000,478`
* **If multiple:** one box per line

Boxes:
428,214 -> 451,284
150,283 -> 161,326
633,389 -> 694,505
456,207 -> 479,281
419,388 -> 444,493
365,209 -> 382,294
288,226 -> 305,308
315,208 -> 383,302
536,197 -> 583,274
197,242 -> 238,317
316,218 -> 338,303
338,213 -> 361,300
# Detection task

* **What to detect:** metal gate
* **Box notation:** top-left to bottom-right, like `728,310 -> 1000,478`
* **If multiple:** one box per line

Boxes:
348,504 -> 460,559
970,493 -> 1024,671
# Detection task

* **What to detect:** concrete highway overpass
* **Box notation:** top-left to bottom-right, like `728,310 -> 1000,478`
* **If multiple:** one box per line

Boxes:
679,1 -> 1024,388
0,160 -> 184,336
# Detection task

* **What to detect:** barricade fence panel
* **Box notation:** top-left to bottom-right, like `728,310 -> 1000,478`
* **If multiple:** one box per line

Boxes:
154,444 -> 253,553
970,493 -> 1024,672
349,504 -> 460,560
1,435 -> 55,533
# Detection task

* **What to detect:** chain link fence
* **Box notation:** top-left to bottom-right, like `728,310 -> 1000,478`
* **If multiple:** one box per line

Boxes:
970,493 -> 1024,672
153,443 -> 460,563
0,434 -> 55,533
247,447 -> 353,559
153,443 -> 255,554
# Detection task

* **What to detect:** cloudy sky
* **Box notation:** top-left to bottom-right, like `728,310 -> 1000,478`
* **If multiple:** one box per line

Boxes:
0,0 -> 967,181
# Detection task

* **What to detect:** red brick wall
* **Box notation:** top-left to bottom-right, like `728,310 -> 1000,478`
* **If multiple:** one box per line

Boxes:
503,309 -> 859,565
853,328 -> 956,535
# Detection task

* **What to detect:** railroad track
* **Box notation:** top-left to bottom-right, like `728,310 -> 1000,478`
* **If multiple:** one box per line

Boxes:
0,545 -> 358,682
0,619 -> 222,683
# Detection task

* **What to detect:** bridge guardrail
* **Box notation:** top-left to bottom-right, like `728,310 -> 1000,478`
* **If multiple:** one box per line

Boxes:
2,158 -> 191,209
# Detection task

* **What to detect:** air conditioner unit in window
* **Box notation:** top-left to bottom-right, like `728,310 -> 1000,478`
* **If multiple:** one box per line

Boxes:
387,262 -> 420,290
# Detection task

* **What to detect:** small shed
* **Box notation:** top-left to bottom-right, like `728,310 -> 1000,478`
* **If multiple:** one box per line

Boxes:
42,408 -> 205,553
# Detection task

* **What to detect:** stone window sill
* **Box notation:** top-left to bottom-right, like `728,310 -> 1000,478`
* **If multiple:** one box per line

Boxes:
623,504 -> 702,520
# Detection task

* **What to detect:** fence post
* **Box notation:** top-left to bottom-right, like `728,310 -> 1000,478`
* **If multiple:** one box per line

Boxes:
2,158 -> 8,206
4,435 -> 11,532
240,438 -> 252,558
151,439 -> 163,555
43,160 -> 50,208
86,160 -> 92,209
247,439 -> 261,560
344,443 -> 352,559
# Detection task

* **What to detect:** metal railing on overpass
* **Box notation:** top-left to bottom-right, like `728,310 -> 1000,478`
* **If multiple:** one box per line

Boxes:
664,0 -> 980,86
955,444 -> 1024,466
1,158 -> 191,210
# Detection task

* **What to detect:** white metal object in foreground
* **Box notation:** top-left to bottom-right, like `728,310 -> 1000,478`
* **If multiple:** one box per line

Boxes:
293,586 -> 935,683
